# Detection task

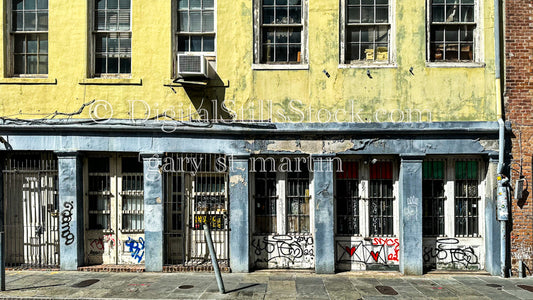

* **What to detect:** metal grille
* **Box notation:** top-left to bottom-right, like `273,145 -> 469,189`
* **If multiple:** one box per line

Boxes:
3,152 -> 59,268
254,159 -> 277,234
88,157 -> 111,231
336,161 -> 360,235
163,153 -> 229,266
422,160 -> 446,236
120,157 -> 144,232
455,160 -> 480,237
179,55 -> 203,73
369,161 -> 394,236
287,161 -> 310,233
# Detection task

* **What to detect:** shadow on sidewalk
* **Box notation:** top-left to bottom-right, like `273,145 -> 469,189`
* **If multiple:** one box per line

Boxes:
6,283 -> 65,291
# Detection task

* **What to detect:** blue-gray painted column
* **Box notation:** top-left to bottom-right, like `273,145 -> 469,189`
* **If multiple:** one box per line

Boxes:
141,153 -> 164,272
485,153 -> 501,275
229,154 -> 250,273
57,152 -> 84,271
399,154 -> 424,275
313,155 -> 335,274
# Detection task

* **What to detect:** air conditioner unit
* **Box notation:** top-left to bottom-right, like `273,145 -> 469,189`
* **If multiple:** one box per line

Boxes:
178,54 -> 208,78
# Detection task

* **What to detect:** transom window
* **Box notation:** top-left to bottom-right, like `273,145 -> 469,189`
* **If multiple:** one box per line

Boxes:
256,0 -> 306,64
342,0 -> 390,63
93,0 -> 131,76
429,0 -> 476,62
11,0 -> 48,75
177,0 -> 215,53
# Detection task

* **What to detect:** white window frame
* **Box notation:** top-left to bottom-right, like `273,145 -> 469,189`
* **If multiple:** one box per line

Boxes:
339,0 -> 396,68
252,0 -> 309,70
250,157 -> 314,235
6,0 -> 49,77
89,0 -> 132,78
426,0 -> 484,68
172,0 -> 217,78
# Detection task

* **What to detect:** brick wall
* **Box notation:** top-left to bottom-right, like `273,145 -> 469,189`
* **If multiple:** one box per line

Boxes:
505,0 -> 533,276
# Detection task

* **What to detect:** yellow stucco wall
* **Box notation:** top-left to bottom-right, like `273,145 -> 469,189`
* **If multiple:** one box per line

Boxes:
0,0 -> 497,123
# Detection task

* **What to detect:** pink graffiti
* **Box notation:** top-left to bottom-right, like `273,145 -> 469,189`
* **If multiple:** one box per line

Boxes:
90,239 -> 104,251
103,234 -> 116,247
372,238 -> 399,262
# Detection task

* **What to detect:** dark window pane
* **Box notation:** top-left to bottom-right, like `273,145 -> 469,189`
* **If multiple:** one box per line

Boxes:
190,0 -> 201,9
14,12 -> 23,31
96,0 -> 105,9
289,7 -> 301,24
37,0 -> 47,9
376,7 -> 388,23
190,36 -> 202,51
38,54 -> 47,74
27,34 -> 38,53
179,12 -> 188,31
275,45 -> 288,62
203,0 -> 214,8
106,11 -> 118,30
202,11 -> 214,31
432,5 -> 445,22
461,5 -> 474,22
203,36 -> 214,51
361,6 -> 374,23
27,54 -> 37,73
24,0 -> 35,9
24,12 -> 37,30
289,44 -> 300,62
96,56 -> 106,73
289,29 -> 300,43
14,35 -> 25,53
37,12 -> 47,30
96,11 -> 106,30
347,6 -> 360,23
446,5 -> 459,22
276,31 -> 288,43
14,54 -> 25,74
262,45 -> 273,62
119,0 -> 130,9
263,7 -> 274,24
108,0 -> 118,9
189,12 -> 201,31
178,36 -> 189,51
276,0 -> 287,4
108,36 -> 118,52
120,57 -> 131,73
445,44 -> 458,60
445,28 -> 458,41
14,0 -> 24,10
118,11 -> 130,30
108,57 -> 118,73
39,36 -> 47,53
275,7 -> 288,24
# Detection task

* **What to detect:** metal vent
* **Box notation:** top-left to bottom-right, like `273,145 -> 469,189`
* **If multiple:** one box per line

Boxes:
178,54 -> 207,77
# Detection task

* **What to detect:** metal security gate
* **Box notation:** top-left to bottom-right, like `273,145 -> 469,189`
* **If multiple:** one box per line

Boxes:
163,153 -> 229,266
2,153 -> 60,268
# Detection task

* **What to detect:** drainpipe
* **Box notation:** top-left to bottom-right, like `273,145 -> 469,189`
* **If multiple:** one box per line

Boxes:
494,0 -> 508,278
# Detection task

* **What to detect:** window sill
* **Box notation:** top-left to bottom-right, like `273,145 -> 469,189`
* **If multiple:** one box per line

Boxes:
0,77 -> 57,85
79,78 -> 143,86
339,63 -> 397,69
426,62 -> 485,68
252,64 -> 309,70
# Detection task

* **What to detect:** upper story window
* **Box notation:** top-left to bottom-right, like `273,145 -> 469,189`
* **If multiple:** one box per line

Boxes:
177,0 -> 215,54
342,0 -> 391,64
10,0 -> 48,76
254,0 -> 307,66
93,0 -> 131,77
428,0 -> 476,62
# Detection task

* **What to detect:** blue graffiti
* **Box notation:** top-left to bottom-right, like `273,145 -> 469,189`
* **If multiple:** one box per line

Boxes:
125,237 -> 145,263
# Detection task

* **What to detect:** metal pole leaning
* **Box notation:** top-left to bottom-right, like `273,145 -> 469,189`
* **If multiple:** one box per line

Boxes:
203,224 -> 225,294
1,232 -> 5,291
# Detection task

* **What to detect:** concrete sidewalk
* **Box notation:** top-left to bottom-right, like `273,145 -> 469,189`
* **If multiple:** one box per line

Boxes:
1,270 -> 533,299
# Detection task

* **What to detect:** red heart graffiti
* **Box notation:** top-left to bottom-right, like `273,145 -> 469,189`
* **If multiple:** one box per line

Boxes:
370,251 -> 380,261
345,246 -> 357,257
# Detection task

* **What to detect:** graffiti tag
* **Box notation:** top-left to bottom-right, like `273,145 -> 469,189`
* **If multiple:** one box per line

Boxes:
125,237 -> 145,263
338,238 -> 400,265
61,201 -> 74,245
423,238 -> 479,268
90,238 -> 104,251
251,235 -> 314,264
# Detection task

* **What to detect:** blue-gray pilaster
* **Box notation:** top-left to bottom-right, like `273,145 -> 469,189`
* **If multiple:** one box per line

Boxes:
57,152 -> 84,270
399,154 -> 424,275
141,153 -> 164,272
485,153 -> 501,275
229,155 -> 250,273
313,155 -> 335,274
